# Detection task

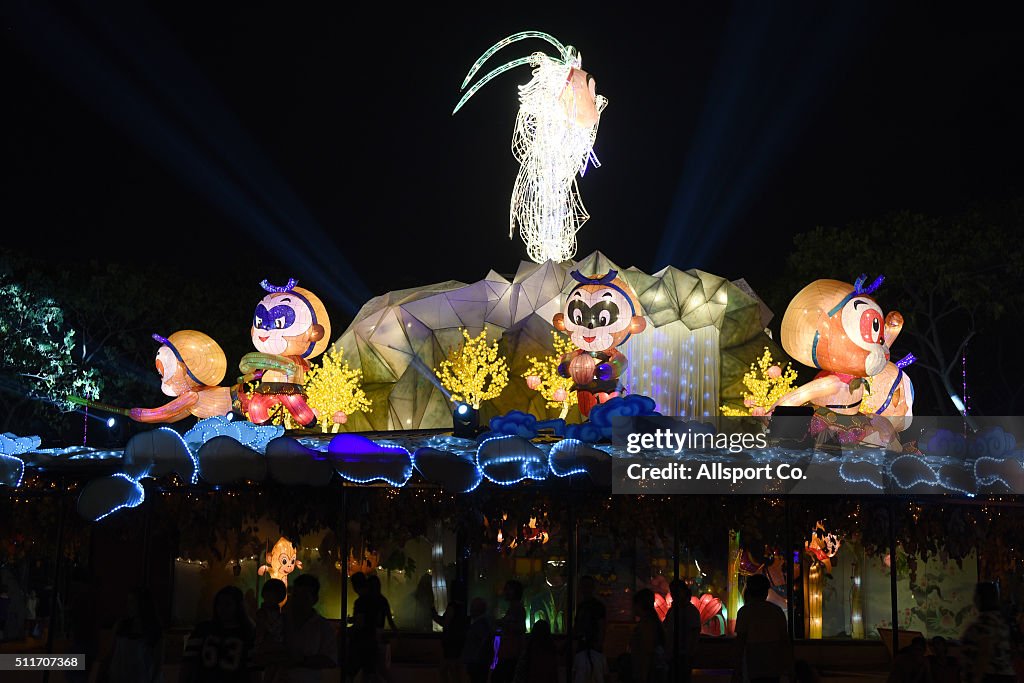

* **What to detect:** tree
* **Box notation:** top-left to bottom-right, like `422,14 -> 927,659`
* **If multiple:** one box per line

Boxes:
248,349 -> 371,431
434,328 -> 509,409
522,330 -> 577,419
772,201 -> 1024,415
719,347 -> 798,417
1,249 -> 257,430
304,348 -> 371,432
0,278 -> 102,432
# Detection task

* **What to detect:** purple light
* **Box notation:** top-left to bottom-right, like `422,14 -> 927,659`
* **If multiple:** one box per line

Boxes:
853,273 -> 885,295
259,278 -> 299,293
962,344 -> 970,417
896,353 -> 916,369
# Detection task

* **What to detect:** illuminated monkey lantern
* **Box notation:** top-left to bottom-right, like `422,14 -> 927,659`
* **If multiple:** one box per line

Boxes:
773,275 -> 906,448
130,330 -> 234,423
861,354 -> 916,434
551,270 -> 646,417
258,537 -> 302,604
239,279 -> 331,427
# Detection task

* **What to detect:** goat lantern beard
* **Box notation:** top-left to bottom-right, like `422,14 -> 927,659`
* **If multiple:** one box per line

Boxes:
555,273 -> 645,353
156,347 -> 188,397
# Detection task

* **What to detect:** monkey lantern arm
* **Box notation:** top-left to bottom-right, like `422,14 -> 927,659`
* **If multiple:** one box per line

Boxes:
239,352 -> 299,381
130,392 -> 201,423
596,348 -> 627,381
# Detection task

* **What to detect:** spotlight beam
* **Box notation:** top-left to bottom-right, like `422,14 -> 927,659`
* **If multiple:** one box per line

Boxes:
4,0 -> 372,314
657,5 -> 870,269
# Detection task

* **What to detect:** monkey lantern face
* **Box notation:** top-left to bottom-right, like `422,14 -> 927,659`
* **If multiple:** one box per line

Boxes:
562,284 -> 636,353
156,346 -> 192,397
251,292 -> 318,356
781,278 -> 898,379
837,295 -> 889,377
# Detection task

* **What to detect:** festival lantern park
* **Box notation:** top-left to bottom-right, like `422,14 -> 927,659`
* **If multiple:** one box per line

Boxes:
1,29 -> 1022,676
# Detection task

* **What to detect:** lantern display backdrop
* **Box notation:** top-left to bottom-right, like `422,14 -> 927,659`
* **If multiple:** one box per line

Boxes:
622,322 -> 719,419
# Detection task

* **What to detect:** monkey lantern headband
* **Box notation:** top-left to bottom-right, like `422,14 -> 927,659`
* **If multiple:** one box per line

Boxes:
455,31 -> 607,264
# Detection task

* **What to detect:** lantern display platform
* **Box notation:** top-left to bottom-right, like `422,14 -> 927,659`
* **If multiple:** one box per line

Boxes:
5,415 -> 1021,522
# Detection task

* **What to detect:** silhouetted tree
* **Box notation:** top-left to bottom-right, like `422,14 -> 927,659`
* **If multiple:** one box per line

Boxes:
768,200 -> 1024,415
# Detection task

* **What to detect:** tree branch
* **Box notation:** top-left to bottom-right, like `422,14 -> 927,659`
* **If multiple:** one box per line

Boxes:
944,331 -> 976,379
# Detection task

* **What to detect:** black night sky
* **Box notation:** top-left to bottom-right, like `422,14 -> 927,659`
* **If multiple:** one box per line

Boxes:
4,3 -> 1023,319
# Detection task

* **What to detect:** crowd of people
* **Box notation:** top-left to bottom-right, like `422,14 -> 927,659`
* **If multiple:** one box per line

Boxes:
73,573 -> 1021,682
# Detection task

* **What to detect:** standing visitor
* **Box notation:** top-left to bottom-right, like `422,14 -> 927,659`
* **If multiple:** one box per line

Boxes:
433,594 -> 469,683
575,576 -> 607,654
960,582 -> 1016,683
629,588 -> 668,683
253,579 -> 287,682
662,579 -> 701,683
462,597 -> 494,683
731,574 -> 792,683
926,637 -> 958,683
887,636 -> 928,683
492,580 -> 527,683
281,574 -> 338,683
513,619 -> 558,683
180,586 -> 256,683
105,587 -> 164,683
368,574 -> 397,679
574,644 -> 610,683
412,573 -> 435,631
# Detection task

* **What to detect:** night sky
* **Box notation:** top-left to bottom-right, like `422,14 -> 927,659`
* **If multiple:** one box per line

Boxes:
4,2 -> 1023,320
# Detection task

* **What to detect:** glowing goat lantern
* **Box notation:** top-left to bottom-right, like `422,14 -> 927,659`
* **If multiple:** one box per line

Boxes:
129,330 -> 234,423
454,31 -> 607,263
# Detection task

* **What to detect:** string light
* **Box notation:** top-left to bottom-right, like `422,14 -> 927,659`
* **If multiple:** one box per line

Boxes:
807,561 -> 823,638
624,323 -> 718,417
962,342 -> 971,420
93,473 -> 145,521
0,453 -> 26,488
